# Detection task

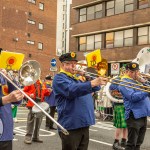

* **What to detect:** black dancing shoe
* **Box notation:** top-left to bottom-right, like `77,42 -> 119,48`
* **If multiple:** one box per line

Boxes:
113,142 -> 125,150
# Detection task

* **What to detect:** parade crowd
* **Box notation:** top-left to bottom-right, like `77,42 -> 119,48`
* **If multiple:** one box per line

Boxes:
0,48 -> 150,150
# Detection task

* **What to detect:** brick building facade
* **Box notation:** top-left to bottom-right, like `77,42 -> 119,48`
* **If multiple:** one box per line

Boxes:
70,0 -> 150,75
0,0 -> 57,78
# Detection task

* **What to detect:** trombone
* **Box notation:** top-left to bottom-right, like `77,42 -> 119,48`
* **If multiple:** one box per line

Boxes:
0,60 -> 69,135
74,68 -> 150,93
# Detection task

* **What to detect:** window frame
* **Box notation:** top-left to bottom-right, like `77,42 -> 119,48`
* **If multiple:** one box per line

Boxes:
79,34 -> 102,51
27,40 -> 35,45
28,19 -> 36,25
28,0 -> 36,4
138,0 -> 149,9
138,26 -> 149,45
106,29 -> 133,48
39,2 -> 44,11
38,23 -> 44,30
38,42 -> 43,50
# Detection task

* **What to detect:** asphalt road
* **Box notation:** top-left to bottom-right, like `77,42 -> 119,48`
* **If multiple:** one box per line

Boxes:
13,106 -> 150,150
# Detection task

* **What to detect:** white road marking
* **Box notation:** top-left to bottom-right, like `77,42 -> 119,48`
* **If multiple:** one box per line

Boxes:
92,121 -> 114,130
13,138 -> 18,141
89,129 -> 98,132
90,139 -> 112,146
14,126 -> 56,137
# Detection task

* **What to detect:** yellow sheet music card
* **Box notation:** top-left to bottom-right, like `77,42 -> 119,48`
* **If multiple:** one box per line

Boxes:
85,49 -> 102,67
0,51 -> 25,70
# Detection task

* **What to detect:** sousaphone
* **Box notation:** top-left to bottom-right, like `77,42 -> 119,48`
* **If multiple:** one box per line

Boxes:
106,47 -> 150,103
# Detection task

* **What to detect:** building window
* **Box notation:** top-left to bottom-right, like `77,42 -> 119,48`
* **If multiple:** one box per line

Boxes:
63,5 -> 66,11
95,4 -> 102,19
124,29 -> 133,46
28,0 -> 36,4
106,29 -> 133,48
95,34 -> 102,49
38,42 -> 43,50
138,0 -> 149,9
79,8 -> 86,22
79,34 -> 102,51
39,3 -> 44,10
106,32 -> 114,48
114,31 -> 124,47
125,0 -> 134,12
79,36 -> 86,51
27,40 -> 35,45
106,0 -> 133,16
87,35 -> 94,50
138,26 -> 149,45
115,0 -> 124,14
39,23 -> 44,30
79,3 -> 102,22
87,6 -> 95,21
106,1 -> 115,16
27,33 -> 31,37
28,19 -> 35,25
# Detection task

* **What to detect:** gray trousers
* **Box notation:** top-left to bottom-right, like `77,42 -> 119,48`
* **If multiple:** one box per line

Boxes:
25,108 -> 43,139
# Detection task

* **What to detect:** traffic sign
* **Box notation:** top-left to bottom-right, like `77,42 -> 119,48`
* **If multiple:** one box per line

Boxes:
111,63 -> 120,75
50,58 -> 56,67
50,67 -> 57,72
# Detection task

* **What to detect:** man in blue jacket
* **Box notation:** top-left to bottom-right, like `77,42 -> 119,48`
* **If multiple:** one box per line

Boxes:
0,73 -> 24,150
118,62 -> 150,150
44,75 -> 57,130
52,52 -> 107,150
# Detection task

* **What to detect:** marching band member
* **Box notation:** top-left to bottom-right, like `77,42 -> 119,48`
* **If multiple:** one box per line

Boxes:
23,79 -> 50,144
0,48 -> 24,150
52,52 -> 108,150
110,66 -> 127,150
44,75 -> 57,130
118,62 -> 150,150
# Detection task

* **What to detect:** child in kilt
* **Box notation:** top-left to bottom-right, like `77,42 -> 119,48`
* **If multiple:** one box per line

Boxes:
110,67 -> 127,150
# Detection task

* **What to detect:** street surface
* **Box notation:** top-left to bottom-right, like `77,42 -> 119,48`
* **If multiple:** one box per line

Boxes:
13,106 -> 150,150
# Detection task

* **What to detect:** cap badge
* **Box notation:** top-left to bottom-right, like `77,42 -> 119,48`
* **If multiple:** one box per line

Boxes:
71,52 -> 75,58
132,64 -> 136,68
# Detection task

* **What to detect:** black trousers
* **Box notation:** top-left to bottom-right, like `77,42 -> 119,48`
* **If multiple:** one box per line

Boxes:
46,106 -> 56,128
125,113 -> 147,150
0,141 -> 12,150
59,127 -> 89,150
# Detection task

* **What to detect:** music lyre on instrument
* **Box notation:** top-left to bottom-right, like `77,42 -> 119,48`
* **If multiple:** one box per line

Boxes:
0,51 -> 69,135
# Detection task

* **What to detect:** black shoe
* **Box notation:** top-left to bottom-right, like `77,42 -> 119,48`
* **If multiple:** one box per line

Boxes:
121,141 -> 126,148
49,127 -> 57,130
32,138 -> 43,143
113,142 -> 125,150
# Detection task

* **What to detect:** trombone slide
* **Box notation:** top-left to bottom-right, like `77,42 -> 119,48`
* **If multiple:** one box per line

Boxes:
0,71 -> 69,135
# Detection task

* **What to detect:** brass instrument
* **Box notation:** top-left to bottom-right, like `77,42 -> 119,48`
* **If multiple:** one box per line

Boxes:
0,60 -> 69,135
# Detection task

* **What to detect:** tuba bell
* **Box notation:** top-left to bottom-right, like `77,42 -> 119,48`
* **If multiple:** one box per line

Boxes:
19,60 -> 41,86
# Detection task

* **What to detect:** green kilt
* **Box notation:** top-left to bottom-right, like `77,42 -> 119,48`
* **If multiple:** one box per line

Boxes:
113,105 -> 127,128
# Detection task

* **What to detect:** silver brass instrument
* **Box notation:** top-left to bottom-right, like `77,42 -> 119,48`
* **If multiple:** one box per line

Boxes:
106,47 -> 150,103
0,60 -> 69,135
